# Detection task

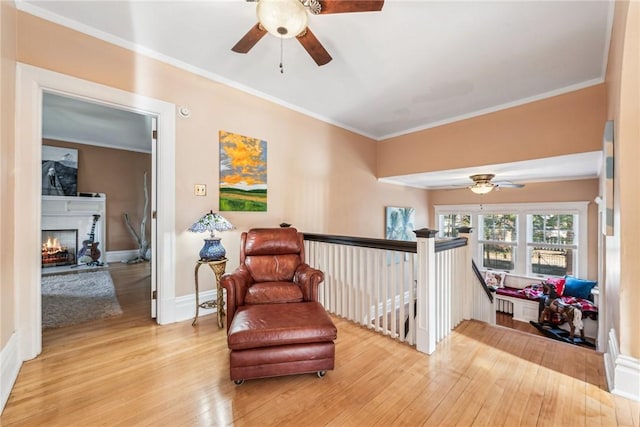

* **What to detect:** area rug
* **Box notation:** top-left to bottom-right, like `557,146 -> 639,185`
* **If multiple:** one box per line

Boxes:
42,270 -> 123,329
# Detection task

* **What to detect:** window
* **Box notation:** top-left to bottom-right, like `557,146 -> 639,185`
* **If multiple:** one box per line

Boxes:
438,213 -> 471,237
479,213 -> 517,271
434,202 -> 588,278
527,213 -> 577,276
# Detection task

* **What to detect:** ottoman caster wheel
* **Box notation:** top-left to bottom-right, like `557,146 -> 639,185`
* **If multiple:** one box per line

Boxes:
234,379 -> 245,385
317,371 -> 326,378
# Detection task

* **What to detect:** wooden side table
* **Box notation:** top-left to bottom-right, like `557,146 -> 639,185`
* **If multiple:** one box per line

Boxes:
192,258 -> 227,328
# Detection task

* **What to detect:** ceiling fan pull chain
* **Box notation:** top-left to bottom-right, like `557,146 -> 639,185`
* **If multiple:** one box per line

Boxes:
279,36 -> 284,74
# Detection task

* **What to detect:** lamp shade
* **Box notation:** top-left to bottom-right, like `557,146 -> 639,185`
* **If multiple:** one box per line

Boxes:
188,211 -> 234,260
257,0 -> 308,38
188,211 -> 233,237
469,183 -> 495,195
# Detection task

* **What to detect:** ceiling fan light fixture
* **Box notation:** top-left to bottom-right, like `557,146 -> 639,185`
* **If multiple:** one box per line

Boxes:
469,182 -> 496,195
257,0 -> 308,39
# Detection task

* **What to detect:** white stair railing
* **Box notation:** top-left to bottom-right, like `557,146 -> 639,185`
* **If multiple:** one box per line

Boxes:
305,236 -> 417,345
303,228 -> 492,353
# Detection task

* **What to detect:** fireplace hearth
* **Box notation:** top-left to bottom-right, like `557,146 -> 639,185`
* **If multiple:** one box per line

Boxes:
42,229 -> 77,268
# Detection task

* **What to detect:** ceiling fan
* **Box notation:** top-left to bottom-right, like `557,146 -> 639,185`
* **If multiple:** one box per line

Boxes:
231,0 -> 385,66
467,174 -> 524,195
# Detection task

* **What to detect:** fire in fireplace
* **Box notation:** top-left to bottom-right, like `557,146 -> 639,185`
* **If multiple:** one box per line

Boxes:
42,229 -> 78,267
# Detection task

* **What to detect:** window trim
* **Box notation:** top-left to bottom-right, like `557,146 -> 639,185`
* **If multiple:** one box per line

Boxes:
434,202 -> 589,278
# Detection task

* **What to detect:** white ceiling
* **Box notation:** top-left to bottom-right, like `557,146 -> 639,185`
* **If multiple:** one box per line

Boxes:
379,151 -> 603,189
24,0 -> 611,186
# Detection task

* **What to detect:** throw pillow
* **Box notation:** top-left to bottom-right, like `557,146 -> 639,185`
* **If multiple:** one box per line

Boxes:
563,275 -> 597,299
485,271 -> 506,289
545,277 -> 566,296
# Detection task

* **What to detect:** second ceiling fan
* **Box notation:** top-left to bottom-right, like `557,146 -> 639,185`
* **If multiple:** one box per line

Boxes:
467,174 -> 524,195
231,0 -> 385,66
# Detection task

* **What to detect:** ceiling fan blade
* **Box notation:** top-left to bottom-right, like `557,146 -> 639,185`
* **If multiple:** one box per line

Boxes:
297,28 -> 332,66
231,23 -> 267,54
318,0 -> 384,14
495,182 -> 525,188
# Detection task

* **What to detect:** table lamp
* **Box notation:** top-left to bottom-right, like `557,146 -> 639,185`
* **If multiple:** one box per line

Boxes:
188,211 -> 234,260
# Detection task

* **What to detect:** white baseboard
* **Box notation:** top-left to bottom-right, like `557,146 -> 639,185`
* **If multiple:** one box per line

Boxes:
604,329 -> 617,392
1,333 -> 21,414
105,250 -> 138,264
605,328 -> 640,402
174,289 -> 218,323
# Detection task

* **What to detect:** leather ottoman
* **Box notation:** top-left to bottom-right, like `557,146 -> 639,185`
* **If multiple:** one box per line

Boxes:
226,301 -> 337,384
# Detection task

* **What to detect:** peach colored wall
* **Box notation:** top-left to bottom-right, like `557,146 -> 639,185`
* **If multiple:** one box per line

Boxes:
1,1 -> 17,349
429,179 -> 599,280
16,12 -> 429,297
605,1 -> 640,358
377,85 -> 606,178
42,140 -> 152,251
603,0 -> 626,362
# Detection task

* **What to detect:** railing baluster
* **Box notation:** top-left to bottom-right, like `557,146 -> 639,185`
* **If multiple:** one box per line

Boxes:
366,248 -> 373,326
398,254 -> 406,342
338,244 -> 344,319
373,251 -> 384,331
382,251 -> 388,335
390,252 -> 397,338
440,251 -> 454,339
357,247 -> 362,323
409,253 -> 415,345
329,243 -> 336,314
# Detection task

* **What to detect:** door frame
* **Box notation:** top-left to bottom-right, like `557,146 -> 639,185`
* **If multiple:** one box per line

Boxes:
15,63 -> 176,361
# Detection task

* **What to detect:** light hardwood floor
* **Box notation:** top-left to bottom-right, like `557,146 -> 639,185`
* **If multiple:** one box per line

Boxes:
2,263 -> 638,426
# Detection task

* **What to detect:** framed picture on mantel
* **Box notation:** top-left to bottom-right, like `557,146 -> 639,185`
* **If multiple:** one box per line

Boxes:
42,145 -> 78,196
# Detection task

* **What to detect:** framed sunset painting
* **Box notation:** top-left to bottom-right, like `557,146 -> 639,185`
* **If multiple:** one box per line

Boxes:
219,130 -> 267,212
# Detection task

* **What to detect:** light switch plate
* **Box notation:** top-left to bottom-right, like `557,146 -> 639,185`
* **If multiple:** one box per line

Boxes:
194,184 -> 206,196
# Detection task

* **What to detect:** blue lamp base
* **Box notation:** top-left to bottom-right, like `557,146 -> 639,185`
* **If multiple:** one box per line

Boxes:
199,237 -> 226,261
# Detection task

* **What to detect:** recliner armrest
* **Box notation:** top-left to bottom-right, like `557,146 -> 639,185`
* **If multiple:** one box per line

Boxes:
221,267 -> 254,331
294,264 -> 325,302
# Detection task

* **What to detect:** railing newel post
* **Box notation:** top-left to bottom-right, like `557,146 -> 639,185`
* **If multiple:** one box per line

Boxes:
414,228 -> 438,355
457,227 -> 474,321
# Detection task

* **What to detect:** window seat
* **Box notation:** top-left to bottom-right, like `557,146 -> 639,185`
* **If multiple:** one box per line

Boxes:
492,274 -> 598,340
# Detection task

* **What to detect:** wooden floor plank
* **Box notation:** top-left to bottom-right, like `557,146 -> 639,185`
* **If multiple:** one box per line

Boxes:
2,263 -> 638,426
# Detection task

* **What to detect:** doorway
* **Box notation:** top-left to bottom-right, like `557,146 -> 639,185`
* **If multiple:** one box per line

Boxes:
40,92 -> 155,332
15,63 -> 177,360
41,92 -> 154,267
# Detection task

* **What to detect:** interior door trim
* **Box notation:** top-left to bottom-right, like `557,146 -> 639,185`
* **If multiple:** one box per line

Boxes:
15,63 -> 176,360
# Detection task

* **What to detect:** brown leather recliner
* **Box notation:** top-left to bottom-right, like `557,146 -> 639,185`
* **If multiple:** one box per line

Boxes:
221,227 -> 336,384
222,227 -> 325,326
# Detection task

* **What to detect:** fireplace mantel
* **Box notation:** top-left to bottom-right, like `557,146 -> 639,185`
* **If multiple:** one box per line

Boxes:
42,194 -> 107,267
42,194 -> 106,216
